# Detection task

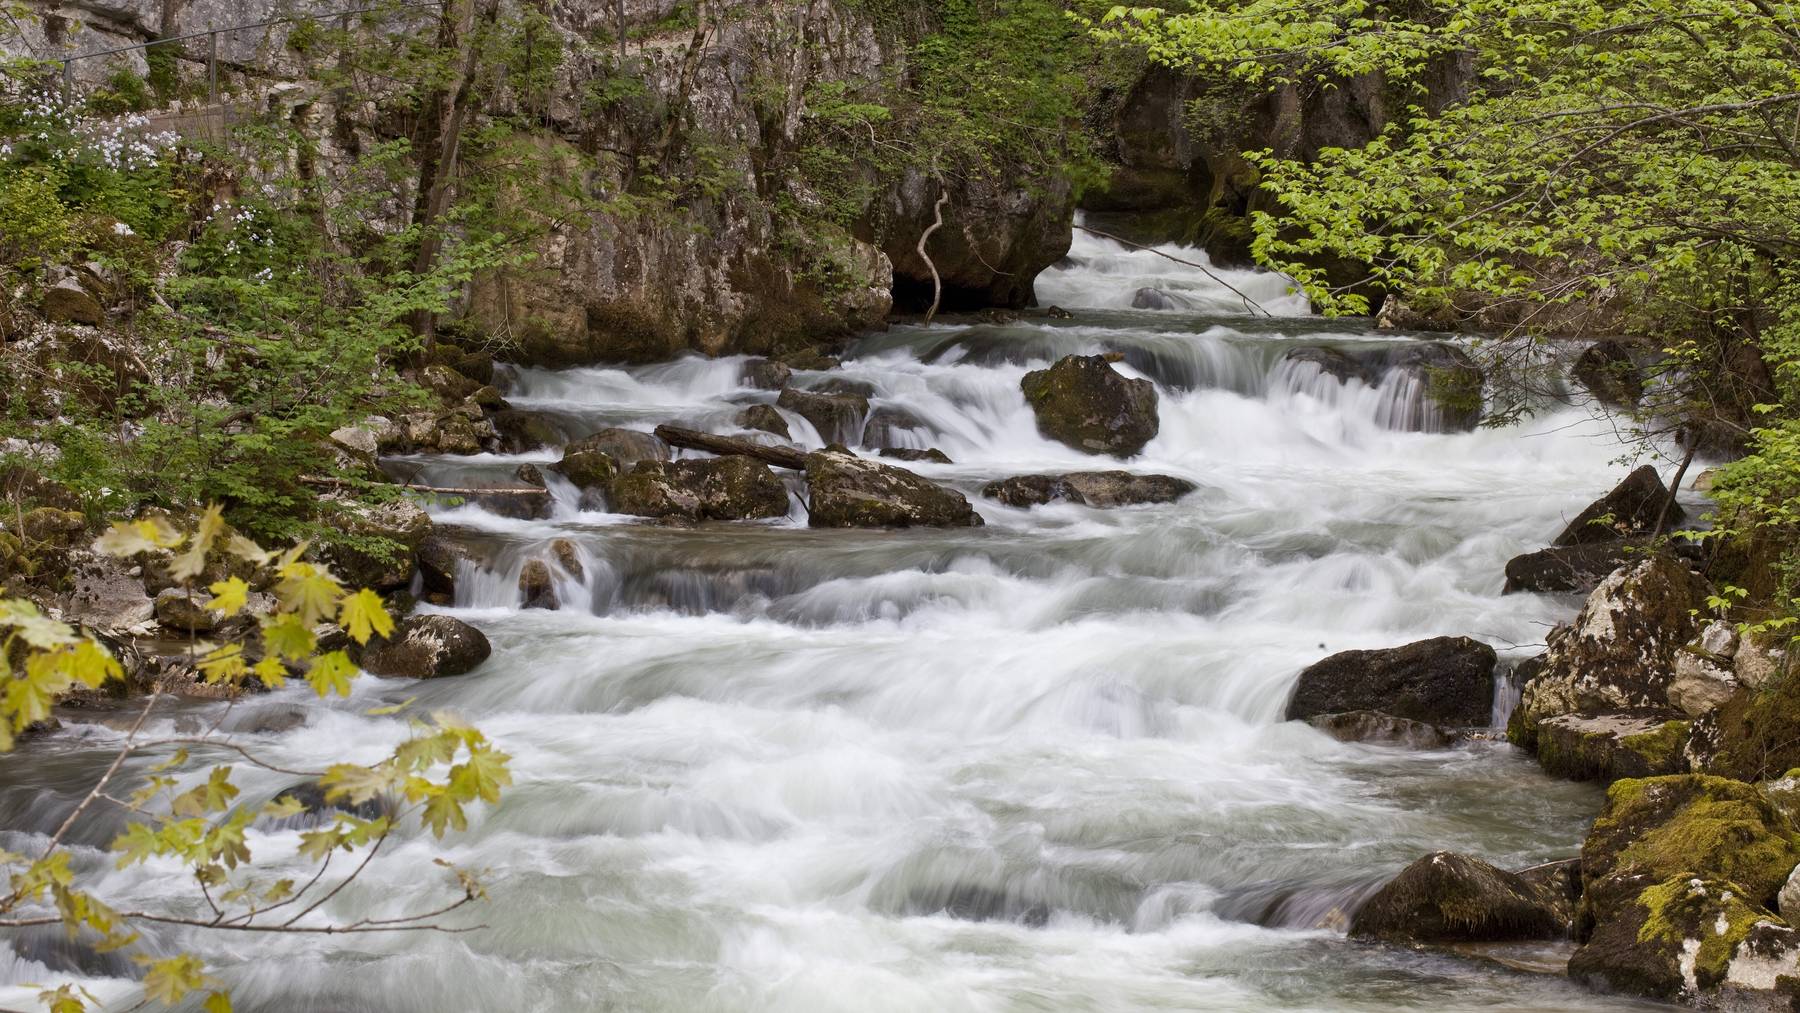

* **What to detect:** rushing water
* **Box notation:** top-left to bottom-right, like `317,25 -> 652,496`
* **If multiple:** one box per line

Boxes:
2,230 -> 1681,1011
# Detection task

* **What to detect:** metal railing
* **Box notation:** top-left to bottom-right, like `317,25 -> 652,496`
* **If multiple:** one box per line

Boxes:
53,0 -> 448,108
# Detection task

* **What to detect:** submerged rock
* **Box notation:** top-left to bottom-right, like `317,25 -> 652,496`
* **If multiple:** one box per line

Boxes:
981,471 -> 1197,509
518,559 -> 558,610
739,357 -> 792,391
777,387 -> 869,445
1382,342 -> 1484,431
804,450 -> 983,528
1307,710 -> 1452,750
416,534 -> 476,599
610,457 -> 790,522
1284,346 -> 1378,386
1020,354 -> 1160,457
1502,541 -> 1643,595
1553,466 -> 1682,547
1572,340 -> 1645,407
1350,851 -> 1570,943
356,614 -> 491,679
861,405 -> 930,449
879,447 -> 953,464
735,404 -> 790,439
1285,636 -> 1497,728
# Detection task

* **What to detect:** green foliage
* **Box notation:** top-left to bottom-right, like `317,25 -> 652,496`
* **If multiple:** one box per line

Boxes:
1101,0 -> 1800,628
0,511 -> 507,1011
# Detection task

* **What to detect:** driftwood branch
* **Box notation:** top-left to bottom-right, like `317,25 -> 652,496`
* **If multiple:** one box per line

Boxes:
1073,225 -> 1271,317
653,425 -> 808,470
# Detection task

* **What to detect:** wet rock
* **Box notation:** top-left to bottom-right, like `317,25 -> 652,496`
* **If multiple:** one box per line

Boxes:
1306,710 -> 1452,750
735,404 -> 790,439
62,553 -> 154,633
777,387 -> 869,445
355,614 -> 491,679
550,539 -> 583,581
416,534 -> 474,598
740,357 -> 792,390
610,457 -> 790,522
803,450 -> 983,529
775,347 -> 841,371
1553,466 -> 1682,547
1511,555 -> 1710,738
420,364 -> 481,402
567,427 -> 669,468
1515,858 -> 1583,933
883,168 -> 1073,313
1130,286 -> 1178,310
1284,346 -> 1378,386
1020,354 -> 1160,457
807,377 -> 878,398
1569,876 -> 1794,1001
42,275 -> 105,325
1572,340 -> 1645,407
326,499 -> 432,591
1349,852 -> 1568,943
518,560 -> 558,610
555,442 -> 619,496
1534,712 -> 1689,783
1502,541 -> 1643,595
473,477 -> 553,522
861,405 -> 930,449
153,588 -> 224,634
1285,636 -> 1498,727
981,471 -> 1196,509
1382,342 -> 1484,431
491,410 -> 563,453
879,447 -> 953,464
272,779 -> 391,825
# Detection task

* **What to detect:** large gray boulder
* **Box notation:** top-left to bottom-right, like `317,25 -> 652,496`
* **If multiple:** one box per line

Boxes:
804,450 -> 983,528
1503,541 -> 1643,594
1020,355 -> 1160,457
1553,466 -> 1682,546
356,614 -> 491,679
1285,636 -> 1497,727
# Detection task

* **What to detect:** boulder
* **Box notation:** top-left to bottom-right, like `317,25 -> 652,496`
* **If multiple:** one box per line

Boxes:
735,404 -> 790,439
1533,712 -> 1689,783
880,447 -> 953,464
42,276 -> 105,325
1511,555 -> 1710,737
981,471 -> 1196,509
862,405 -> 929,449
1306,710 -> 1452,750
1685,669 -> 1800,781
777,387 -> 869,445
776,347 -> 841,371
1381,342 -> 1484,431
1502,541 -> 1643,595
1130,287 -> 1179,311
62,553 -> 154,633
355,614 -> 491,679
807,377 -> 878,398
567,428 -> 669,468
555,443 -> 618,494
325,499 -> 432,592
610,457 -> 790,522
1553,466 -> 1682,547
740,358 -> 792,390
14,507 -> 86,548
416,534 -> 475,599
1736,634 -> 1792,692
518,559 -> 558,610
153,588 -> 224,634
1019,355 -> 1160,457
803,450 -> 984,529
1572,340 -> 1645,407
882,168 -> 1073,313
491,410 -> 563,453
1669,647 -> 1742,718
420,364 -> 481,402
550,539 -> 583,581
1285,636 -> 1498,728
1570,775 -> 1800,1001
1349,852 -> 1569,943
1283,346 -> 1378,386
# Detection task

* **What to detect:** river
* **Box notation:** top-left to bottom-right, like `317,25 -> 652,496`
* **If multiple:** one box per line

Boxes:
1,228 -> 1671,1011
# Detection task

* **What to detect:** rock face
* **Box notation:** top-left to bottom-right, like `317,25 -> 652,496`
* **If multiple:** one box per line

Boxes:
1553,466 -> 1681,546
1019,355 -> 1160,457
62,553 -> 154,632
1510,555 -> 1710,738
803,450 -> 983,529
882,169 -> 1075,313
1285,636 -> 1498,727
356,615 -> 491,679
1572,340 -> 1645,406
1569,775 -> 1800,1002
777,388 -> 868,445
610,457 -> 790,522
981,472 -> 1197,508
1534,712 -> 1689,783
1502,542 -> 1643,594
1349,852 -> 1569,943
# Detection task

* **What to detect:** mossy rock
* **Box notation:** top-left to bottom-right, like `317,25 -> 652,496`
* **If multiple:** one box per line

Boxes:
1581,775 -> 1800,924
1019,354 -> 1159,457
1690,673 -> 1800,782
555,446 -> 618,492
1349,851 -> 1569,943
14,507 -> 87,549
803,450 -> 983,529
1570,876 -> 1796,1000
1534,711 -> 1688,783
610,457 -> 789,522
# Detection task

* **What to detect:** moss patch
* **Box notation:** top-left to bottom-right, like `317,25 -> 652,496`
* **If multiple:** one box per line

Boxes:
1637,877 -> 1774,990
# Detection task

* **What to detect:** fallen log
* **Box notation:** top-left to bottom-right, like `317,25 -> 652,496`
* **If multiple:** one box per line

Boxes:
653,425 -> 809,470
